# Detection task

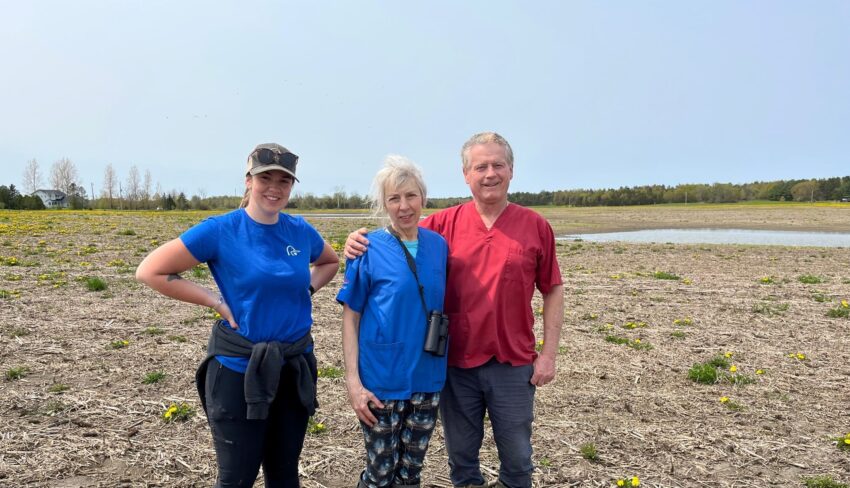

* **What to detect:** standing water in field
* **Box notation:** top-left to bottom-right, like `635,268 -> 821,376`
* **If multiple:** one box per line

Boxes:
562,228 -> 850,247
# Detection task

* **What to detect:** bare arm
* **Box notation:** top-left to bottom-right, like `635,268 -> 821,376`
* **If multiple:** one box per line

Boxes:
342,305 -> 383,426
310,242 -> 340,293
135,238 -> 238,328
343,227 -> 370,260
530,284 -> 564,386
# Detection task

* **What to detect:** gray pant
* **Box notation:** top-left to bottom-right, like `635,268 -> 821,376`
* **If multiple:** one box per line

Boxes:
439,359 -> 535,488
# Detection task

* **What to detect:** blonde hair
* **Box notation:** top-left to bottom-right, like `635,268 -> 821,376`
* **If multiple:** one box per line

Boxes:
239,188 -> 250,208
370,155 -> 427,219
461,131 -> 514,171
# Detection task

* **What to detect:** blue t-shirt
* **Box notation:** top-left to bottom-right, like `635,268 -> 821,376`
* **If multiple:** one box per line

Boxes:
181,208 -> 325,373
336,228 -> 448,400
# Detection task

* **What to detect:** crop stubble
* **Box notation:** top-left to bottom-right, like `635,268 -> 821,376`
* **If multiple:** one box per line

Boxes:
1,206 -> 849,487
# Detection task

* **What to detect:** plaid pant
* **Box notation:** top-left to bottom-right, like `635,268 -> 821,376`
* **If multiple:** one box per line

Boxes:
358,392 -> 440,488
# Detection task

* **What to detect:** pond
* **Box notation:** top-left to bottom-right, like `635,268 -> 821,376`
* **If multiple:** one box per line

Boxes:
295,213 -> 375,219
561,228 -> 850,248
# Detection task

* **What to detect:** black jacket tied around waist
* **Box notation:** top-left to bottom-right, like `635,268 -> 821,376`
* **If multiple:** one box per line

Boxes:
195,321 -> 317,420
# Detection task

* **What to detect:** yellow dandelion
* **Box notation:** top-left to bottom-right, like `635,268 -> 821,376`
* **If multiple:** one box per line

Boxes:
796,353 -> 806,360
537,339 -> 544,346
634,338 -> 641,343
845,438 -> 850,445
729,365 -> 737,373
164,411 -> 172,419
842,299 -> 849,309
617,480 -> 625,487
632,476 -> 640,486
683,278 -> 693,285
755,369 -> 765,375
719,396 -> 729,403
788,353 -> 796,358
724,352 -> 733,358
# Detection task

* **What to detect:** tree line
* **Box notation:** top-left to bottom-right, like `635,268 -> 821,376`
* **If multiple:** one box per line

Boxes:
506,177 -> 850,207
7,157 -> 850,211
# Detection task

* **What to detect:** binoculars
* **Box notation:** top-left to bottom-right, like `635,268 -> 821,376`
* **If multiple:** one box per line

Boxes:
424,311 -> 449,357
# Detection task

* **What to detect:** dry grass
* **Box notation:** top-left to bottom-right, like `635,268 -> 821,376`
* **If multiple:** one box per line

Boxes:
1,207 -> 849,487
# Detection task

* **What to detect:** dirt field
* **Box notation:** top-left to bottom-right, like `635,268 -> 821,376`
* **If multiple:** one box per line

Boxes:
1,205 -> 849,487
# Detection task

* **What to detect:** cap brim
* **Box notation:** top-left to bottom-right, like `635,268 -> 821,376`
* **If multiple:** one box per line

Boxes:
248,165 -> 299,182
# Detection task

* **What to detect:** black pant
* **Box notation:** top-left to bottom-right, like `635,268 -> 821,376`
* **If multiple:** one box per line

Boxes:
204,355 -> 317,488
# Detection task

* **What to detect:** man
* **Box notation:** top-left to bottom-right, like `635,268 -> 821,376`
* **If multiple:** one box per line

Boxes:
346,132 -> 564,488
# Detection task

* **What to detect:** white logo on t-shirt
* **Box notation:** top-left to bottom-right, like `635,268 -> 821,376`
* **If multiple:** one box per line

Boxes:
286,245 -> 300,256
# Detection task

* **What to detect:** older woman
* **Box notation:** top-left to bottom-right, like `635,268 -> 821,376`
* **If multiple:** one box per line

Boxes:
337,155 -> 448,488
136,143 -> 339,488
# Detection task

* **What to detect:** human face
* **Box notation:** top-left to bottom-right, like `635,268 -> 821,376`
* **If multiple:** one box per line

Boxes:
385,180 -> 423,240
246,170 -> 294,216
463,142 -> 513,206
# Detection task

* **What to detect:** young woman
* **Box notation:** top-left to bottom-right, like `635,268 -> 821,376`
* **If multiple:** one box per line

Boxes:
337,155 -> 448,488
136,143 -> 339,487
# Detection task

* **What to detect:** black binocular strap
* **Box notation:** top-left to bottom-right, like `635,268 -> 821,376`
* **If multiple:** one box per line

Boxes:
387,227 -> 429,323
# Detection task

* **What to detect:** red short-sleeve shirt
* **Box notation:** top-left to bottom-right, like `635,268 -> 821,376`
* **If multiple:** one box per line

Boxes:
422,202 -> 562,368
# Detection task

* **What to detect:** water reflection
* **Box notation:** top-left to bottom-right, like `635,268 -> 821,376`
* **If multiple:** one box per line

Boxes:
562,228 -> 850,248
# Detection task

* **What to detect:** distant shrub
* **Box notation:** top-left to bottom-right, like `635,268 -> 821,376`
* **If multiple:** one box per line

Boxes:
580,443 -> 599,461
653,271 -> 680,280
5,366 -> 30,381
85,277 -> 107,291
162,402 -> 194,422
317,366 -> 344,379
803,476 -> 847,488
48,383 -> 70,393
798,275 -> 824,284
143,371 -> 166,384
688,363 -> 718,384
827,307 -> 849,319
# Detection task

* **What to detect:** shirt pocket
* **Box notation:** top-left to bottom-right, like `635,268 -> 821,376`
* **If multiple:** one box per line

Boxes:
504,246 -> 536,285
360,341 -> 406,393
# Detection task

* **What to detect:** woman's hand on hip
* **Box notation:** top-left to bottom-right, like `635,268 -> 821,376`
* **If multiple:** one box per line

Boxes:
214,300 -> 239,330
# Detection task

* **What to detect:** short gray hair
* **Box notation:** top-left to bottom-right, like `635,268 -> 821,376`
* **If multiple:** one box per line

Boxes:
461,131 -> 514,171
370,155 -> 428,218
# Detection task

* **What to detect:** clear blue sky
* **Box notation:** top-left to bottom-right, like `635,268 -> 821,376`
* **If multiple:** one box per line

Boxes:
2,1 -> 848,198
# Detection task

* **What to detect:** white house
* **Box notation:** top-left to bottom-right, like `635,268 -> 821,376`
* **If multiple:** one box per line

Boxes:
33,189 -> 68,208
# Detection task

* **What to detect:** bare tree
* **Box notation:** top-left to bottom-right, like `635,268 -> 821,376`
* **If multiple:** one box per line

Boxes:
153,182 -> 163,203
102,163 -> 117,208
141,170 -> 153,209
22,158 -> 43,194
125,165 -> 141,208
49,158 -> 79,195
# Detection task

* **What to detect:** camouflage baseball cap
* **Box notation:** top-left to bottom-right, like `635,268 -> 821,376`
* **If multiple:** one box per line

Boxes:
246,143 -> 299,181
